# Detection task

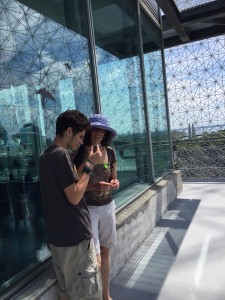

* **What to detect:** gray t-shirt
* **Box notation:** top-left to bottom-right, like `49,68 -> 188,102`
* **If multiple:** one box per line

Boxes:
39,144 -> 92,247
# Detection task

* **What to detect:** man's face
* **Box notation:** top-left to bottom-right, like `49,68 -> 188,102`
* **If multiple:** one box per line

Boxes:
68,130 -> 85,150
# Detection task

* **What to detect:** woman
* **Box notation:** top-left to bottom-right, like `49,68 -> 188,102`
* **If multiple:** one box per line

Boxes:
74,114 -> 119,300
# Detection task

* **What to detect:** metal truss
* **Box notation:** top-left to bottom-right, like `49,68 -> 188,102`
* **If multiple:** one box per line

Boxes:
165,35 -> 225,179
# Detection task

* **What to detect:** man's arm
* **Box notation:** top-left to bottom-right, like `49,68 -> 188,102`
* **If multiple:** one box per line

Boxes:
64,163 -> 93,205
65,144 -> 102,205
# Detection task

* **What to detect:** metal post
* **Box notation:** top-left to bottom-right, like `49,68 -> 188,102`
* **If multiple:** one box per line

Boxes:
136,0 -> 155,183
159,7 -> 175,170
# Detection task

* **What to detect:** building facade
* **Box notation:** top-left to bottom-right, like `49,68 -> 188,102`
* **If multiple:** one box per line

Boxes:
0,0 -> 173,296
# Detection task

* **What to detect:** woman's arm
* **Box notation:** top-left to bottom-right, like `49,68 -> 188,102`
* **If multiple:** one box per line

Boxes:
76,145 -> 102,191
109,162 -> 120,189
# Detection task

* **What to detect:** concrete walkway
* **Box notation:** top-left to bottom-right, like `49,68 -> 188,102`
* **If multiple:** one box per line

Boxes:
111,182 -> 225,300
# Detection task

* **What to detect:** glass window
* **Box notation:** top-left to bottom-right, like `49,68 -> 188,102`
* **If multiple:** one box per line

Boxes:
0,0 -> 94,293
140,9 -> 173,179
91,0 -> 153,208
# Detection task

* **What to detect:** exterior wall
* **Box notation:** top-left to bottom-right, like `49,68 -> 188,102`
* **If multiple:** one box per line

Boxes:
11,170 -> 182,300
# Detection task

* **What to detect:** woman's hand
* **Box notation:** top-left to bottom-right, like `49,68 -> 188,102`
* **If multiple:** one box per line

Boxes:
86,183 -> 99,191
98,181 -> 113,191
110,179 -> 120,189
87,144 -> 102,165
87,182 -> 113,192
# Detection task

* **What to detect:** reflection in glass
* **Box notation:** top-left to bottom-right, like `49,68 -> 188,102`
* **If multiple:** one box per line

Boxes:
141,9 -> 173,178
91,0 -> 152,204
0,0 -> 94,293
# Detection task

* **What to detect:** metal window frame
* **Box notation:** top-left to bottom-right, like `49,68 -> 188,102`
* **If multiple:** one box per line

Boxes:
159,9 -> 175,169
85,0 -> 101,113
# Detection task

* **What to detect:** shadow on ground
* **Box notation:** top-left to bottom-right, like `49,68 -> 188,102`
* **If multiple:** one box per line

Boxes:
110,198 -> 200,300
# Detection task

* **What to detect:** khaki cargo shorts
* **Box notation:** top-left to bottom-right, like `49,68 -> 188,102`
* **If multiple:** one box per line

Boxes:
50,239 -> 102,300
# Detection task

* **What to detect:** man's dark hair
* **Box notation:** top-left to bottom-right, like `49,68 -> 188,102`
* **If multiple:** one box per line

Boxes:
56,110 -> 91,136
83,129 -> 112,147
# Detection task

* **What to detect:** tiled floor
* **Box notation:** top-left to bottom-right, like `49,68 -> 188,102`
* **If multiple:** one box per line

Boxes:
111,181 -> 225,300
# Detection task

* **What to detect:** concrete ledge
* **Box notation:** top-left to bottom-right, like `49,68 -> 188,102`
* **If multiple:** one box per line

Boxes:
10,268 -> 58,300
111,170 -> 182,280
116,189 -> 157,228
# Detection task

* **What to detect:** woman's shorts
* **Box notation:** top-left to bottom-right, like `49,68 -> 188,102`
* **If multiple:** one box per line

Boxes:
88,201 -> 117,255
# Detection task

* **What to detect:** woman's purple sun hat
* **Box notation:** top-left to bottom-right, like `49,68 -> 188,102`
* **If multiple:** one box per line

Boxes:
89,114 -> 117,138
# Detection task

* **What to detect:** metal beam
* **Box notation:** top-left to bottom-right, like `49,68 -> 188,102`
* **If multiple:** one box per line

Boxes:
181,1 -> 225,25
164,24 -> 225,49
155,0 -> 190,42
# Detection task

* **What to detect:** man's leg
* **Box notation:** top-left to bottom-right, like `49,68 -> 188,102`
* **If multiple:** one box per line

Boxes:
58,296 -> 70,300
50,241 -> 102,300
49,245 -> 70,300
96,253 -> 101,271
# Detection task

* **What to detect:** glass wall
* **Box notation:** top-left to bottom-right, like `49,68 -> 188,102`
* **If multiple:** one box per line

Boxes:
140,9 -> 173,178
0,0 -> 172,295
91,0 -> 153,207
0,0 -> 94,293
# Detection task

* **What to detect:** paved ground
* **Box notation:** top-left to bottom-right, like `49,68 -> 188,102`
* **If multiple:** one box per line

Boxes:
110,181 -> 225,300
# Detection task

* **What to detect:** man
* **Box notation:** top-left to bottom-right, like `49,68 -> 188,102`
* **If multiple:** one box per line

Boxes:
39,110 -> 102,300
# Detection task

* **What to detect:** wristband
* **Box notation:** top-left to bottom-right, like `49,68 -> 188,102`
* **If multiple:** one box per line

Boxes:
82,165 -> 92,175
87,158 -> 96,166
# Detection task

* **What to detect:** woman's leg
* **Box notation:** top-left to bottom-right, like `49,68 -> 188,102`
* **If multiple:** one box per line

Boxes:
100,246 -> 112,300
99,202 -> 116,300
